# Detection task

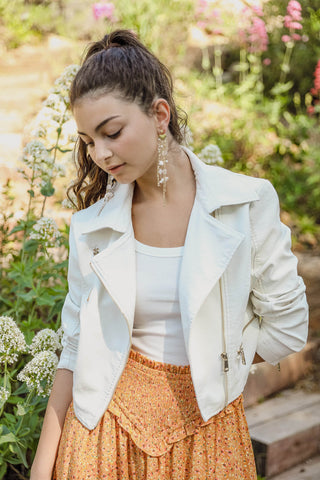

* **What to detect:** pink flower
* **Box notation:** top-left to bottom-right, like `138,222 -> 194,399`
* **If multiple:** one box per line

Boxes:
307,105 -> 315,116
287,0 -> 302,20
284,15 -> 302,29
283,0 -> 303,42
282,35 -> 292,43
252,5 -> 264,17
289,21 -> 302,29
195,1 -> 223,37
310,59 -> 320,96
239,6 -> 268,53
92,2 -> 115,21
248,17 -> 268,53
263,58 -> 271,66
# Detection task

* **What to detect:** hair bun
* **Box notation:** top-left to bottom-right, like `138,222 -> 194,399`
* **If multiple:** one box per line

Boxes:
102,30 -> 139,50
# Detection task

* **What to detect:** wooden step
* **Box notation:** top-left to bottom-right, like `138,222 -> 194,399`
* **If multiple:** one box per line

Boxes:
245,389 -> 320,478
271,454 -> 320,479
243,340 -> 319,408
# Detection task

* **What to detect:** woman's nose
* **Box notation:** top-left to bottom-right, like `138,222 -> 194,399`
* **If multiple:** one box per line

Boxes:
94,142 -> 113,164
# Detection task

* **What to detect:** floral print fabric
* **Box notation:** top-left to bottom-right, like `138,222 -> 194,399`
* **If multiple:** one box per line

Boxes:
54,350 -> 257,479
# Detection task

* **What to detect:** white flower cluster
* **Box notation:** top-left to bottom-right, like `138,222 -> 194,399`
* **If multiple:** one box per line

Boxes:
29,328 -> 61,356
17,351 -> 58,397
29,217 -> 61,248
32,64 -> 80,142
198,144 -> 224,165
20,139 -> 65,188
0,316 -> 27,365
43,93 -> 70,124
0,386 -> 10,406
24,64 -> 79,188
50,64 -> 80,105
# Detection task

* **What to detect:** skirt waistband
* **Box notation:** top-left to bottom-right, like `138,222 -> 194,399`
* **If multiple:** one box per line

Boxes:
129,348 -> 191,374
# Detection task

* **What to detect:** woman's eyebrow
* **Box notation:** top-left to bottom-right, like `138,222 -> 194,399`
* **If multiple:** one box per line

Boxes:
77,115 -> 121,136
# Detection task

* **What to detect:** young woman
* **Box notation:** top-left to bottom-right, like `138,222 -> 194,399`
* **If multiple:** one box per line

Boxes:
30,29 -> 308,480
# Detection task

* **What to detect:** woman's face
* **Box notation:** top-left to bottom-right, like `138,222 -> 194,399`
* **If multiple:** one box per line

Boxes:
73,93 -> 162,184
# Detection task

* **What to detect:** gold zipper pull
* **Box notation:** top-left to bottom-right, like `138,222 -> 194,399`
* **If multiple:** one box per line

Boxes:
237,345 -> 246,365
255,314 -> 263,327
221,353 -> 229,372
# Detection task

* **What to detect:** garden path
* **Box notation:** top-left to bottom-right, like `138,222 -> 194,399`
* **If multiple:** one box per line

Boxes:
0,36 -> 78,175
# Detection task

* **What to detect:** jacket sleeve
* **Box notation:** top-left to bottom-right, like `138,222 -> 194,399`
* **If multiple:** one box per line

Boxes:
58,215 -> 81,371
249,179 -> 308,365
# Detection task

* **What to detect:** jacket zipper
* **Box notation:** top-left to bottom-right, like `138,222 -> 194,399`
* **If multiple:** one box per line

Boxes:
237,313 -> 262,365
213,209 -> 229,407
219,277 -> 229,407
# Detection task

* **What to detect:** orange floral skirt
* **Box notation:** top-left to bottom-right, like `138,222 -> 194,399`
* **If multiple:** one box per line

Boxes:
54,350 -> 257,479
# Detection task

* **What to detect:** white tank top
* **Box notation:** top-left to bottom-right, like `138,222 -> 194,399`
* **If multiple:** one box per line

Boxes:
132,240 -> 189,366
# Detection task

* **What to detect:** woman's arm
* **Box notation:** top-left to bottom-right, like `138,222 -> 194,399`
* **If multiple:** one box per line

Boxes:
250,180 -> 308,365
30,369 -> 73,480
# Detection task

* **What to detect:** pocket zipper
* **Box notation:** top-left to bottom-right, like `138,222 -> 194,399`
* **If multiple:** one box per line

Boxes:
237,313 -> 262,365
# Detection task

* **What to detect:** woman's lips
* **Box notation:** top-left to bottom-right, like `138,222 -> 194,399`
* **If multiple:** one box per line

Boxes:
108,163 -> 125,174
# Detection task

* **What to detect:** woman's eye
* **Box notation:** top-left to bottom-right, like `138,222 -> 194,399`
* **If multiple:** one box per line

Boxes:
108,129 -> 122,139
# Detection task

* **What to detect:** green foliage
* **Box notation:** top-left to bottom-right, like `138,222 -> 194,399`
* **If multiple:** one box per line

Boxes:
0,0 -> 65,48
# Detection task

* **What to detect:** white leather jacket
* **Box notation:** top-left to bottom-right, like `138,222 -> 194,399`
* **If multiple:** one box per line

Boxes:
58,147 -> 308,430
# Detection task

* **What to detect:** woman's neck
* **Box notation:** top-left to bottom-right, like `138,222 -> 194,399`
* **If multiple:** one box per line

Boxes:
133,143 -> 194,205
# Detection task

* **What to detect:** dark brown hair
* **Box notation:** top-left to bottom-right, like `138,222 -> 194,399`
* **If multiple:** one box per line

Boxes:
68,29 -> 187,210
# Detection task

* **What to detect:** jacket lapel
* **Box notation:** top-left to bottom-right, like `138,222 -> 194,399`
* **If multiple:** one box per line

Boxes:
90,230 -> 136,332
178,148 -> 259,334
82,182 -> 136,332
179,197 -> 244,332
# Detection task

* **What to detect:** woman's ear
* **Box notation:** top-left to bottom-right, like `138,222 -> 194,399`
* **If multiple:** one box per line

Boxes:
152,98 -> 170,132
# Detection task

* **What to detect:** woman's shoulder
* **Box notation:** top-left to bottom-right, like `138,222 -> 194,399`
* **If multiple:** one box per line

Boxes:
210,164 -> 268,188
187,147 -> 273,202
198,160 -> 275,208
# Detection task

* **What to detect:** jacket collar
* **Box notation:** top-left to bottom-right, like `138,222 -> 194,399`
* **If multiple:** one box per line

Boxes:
81,146 -> 258,235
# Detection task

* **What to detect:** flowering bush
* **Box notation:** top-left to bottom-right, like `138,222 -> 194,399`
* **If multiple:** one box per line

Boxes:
0,316 -> 62,478
0,64 -> 79,478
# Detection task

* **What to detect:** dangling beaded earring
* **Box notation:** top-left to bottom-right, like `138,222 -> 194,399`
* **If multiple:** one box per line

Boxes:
157,130 -> 169,202
98,174 -> 116,216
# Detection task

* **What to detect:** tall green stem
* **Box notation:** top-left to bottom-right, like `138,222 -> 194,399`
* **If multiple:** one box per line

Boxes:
213,47 -> 223,93
280,43 -> 293,85
40,120 -> 63,218
239,48 -> 248,84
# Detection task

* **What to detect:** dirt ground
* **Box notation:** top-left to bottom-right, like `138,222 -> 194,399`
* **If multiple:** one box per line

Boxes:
0,36 -> 80,171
